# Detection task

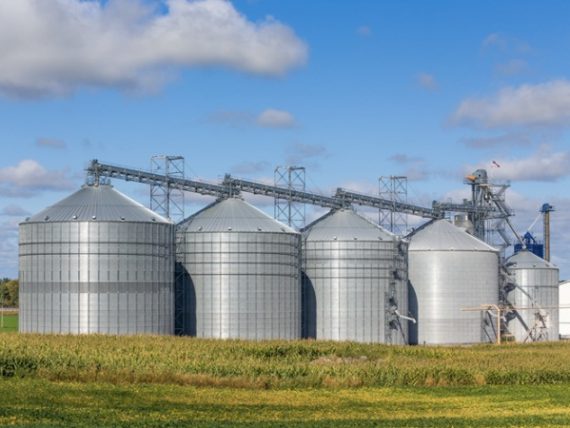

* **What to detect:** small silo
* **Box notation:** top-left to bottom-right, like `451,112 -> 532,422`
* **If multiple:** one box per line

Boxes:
560,280 -> 570,339
301,209 -> 408,344
19,184 -> 175,335
408,219 -> 499,345
177,197 -> 301,340
505,250 -> 559,342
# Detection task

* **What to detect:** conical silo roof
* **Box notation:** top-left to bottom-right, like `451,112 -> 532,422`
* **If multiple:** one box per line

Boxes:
179,197 -> 297,233
507,249 -> 557,269
408,219 -> 497,252
24,184 -> 170,223
303,209 -> 395,241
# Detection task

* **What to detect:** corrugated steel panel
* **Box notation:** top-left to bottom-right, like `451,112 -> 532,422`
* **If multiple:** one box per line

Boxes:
179,197 -> 296,233
177,198 -> 301,340
408,219 -> 498,252
506,250 -> 559,342
560,280 -> 570,339
408,219 -> 499,345
19,185 -> 175,335
302,209 -> 408,344
302,208 -> 394,241
26,184 -> 171,224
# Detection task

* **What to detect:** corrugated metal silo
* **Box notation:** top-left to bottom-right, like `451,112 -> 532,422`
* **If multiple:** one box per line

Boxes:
177,197 -> 301,340
560,280 -> 570,339
505,250 -> 559,342
408,219 -> 499,345
301,209 -> 408,344
19,184 -> 175,335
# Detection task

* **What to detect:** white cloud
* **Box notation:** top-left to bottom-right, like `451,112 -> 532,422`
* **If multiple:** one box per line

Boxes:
460,132 -> 534,149
482,33 -> 531,54
452,80 -> 570,129
207,108 -> 296,129
285,142 -> 328,165
495,59 -> 527,76
0,219 -> 19,278
389,154 -> 422,164
356,25 -> 371,37
387,153 -> 430,181
0,160 -> 73,196
417,73 -> 438,91
206,110 -> 254,128
0,204 -> 30,217
230,161 -> 270,175
36,138 -> 66,149
0,0 -> 307,98
466,146 -> 570,182
256,109 -> 296,128
482,33 -> 508,49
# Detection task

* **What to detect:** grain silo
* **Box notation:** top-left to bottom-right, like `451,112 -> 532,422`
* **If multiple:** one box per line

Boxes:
177,197 -> 301,340
504,250 -> 559,342
560,280 -> 570,339
19,184 -> 175,335
408,219 -> 499,345
301,209 -> 408,344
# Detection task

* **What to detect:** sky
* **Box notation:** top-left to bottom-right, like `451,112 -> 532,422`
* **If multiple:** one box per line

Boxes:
1,0 -> 570,278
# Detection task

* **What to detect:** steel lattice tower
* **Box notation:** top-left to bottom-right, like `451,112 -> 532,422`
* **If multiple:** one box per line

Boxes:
150,155 -> 185,223
274,166 -> 306,229
379,176 -> 408,236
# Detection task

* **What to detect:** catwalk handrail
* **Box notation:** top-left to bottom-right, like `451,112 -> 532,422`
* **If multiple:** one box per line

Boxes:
335,188 -> 440,218
87,159 -> 228,197
222,175 -> 342,209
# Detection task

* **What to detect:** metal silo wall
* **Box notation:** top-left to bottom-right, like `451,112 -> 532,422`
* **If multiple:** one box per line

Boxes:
408,251 -> 499,345
508,266 -> 559,342
178,231 -> 301,340
302,238 -> 408,344
19,221 -> 174,335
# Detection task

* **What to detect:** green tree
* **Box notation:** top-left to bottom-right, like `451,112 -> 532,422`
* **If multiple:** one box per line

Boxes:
0,279 -> 18,308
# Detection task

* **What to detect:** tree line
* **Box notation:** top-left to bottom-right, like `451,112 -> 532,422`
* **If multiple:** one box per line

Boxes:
1,278 -> 18,307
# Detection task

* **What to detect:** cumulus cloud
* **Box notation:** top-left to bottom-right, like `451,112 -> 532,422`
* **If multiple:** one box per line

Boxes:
256,109 -> 296,128
482,33 -> 508,50
230,161 -> 270,175
0,0 -> 307,98
0,219 -> 19,277
36,137 -> 66,149
387,154 -> 429,181
466,147 -> 570,182
0,160 -> 73,196
0,204 -> 30,217
356,25 -> 372,37
285,143 -> 328,165
452,80 -> 570,129
417,73 -> 438,91
207,108 -> 296,129
206,110 -> 254,128
482,33 -> 531,54
495,59 -> 527,76
388,154 -> 423,164
460,132 -> 534,149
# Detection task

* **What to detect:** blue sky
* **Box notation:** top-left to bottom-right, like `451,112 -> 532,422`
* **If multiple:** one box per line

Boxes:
1,0 -> 570,278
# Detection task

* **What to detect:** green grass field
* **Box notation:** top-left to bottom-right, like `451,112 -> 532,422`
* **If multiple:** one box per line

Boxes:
0,313 -> 17,333
1,333 -> 570,426
1,380 -> 569,427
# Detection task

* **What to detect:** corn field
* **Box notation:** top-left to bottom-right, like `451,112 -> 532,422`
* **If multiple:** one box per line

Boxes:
1,334 -> 570,388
